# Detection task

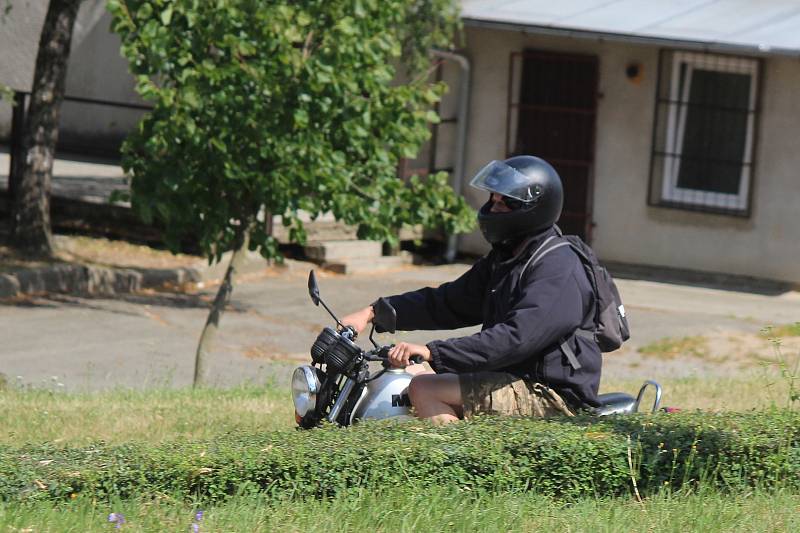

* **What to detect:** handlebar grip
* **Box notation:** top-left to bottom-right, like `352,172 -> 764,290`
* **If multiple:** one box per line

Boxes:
409,355 -> 424,365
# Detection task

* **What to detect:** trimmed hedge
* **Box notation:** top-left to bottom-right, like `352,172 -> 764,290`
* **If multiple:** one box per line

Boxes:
1,410 -> 798,503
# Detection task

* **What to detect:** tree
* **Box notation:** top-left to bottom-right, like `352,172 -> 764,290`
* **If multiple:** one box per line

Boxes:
10,0 -> 83,256
108,0 -> 474,386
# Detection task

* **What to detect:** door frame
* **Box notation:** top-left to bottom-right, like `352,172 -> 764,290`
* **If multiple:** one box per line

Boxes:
505,49 -> 599,243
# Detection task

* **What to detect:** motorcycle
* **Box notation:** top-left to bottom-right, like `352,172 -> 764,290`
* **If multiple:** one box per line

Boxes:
291,270 -> 663,428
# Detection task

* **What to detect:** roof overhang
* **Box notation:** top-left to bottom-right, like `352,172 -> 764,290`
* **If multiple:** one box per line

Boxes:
461,1 -> 800,58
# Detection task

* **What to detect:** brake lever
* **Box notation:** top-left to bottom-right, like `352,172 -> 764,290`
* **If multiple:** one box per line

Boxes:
363,344 -> 392,362
359,345 -> 387,366
364,344 -> 423,369
365,345 -> 424,368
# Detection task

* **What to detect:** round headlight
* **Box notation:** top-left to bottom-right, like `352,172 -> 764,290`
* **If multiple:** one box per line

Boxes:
292,366 -> 320,417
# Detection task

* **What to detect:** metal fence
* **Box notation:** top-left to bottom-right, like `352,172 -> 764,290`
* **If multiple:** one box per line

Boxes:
5,90 -> 152,204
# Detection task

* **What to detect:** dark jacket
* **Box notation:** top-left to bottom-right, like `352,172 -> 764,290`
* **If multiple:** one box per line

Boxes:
385,226 -> 601,408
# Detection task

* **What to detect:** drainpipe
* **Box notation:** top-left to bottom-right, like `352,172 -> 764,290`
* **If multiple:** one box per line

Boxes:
430,49 -> 471,263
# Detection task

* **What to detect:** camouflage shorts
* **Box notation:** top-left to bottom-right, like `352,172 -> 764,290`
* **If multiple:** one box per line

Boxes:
459,372 -> 575,419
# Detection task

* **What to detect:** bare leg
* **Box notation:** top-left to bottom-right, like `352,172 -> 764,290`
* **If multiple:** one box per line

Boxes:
408,373 -> 463,424
405,363 -> 434,376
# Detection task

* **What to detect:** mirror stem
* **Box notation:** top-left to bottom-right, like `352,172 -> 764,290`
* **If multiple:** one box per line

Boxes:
367,323 -> 379,348
318,298 -> 344,330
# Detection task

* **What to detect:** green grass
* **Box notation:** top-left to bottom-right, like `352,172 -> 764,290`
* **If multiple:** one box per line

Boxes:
638,335 -> 709,359
1,373 -> 796,447
1,486 -> 798,532
600,374 -> 795,412
2,378 -> 799,530
0,384 -> 294,446
761,322 -> 800,338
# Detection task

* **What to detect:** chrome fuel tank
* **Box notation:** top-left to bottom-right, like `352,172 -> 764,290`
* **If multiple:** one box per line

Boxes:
351,368 -> 414,423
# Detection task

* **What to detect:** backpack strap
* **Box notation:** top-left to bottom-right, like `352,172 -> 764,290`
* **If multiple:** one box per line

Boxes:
520,236 -> 571,277
560,330 -> 600,371
520,235 -> 583,371
559,338 -> 582,371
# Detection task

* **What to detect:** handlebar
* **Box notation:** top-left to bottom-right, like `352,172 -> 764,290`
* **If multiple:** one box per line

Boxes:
363,345 -> 424,367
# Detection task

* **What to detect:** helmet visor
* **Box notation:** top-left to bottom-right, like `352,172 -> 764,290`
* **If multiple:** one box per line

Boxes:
469,160 -> 543,203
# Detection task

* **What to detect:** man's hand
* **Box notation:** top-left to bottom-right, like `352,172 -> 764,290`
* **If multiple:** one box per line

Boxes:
388,342 -> 431,368
340,306 -> 374,335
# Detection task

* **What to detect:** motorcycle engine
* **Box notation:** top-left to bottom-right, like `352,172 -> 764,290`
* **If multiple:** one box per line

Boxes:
310,326 -> 362,375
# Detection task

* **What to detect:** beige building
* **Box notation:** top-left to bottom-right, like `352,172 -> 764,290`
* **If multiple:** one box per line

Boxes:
2,1 -> 798,285
0,0 -> 142,153
421,0 -> 800,286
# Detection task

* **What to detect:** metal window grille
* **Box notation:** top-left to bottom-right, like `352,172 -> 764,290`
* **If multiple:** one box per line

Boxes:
648,49 -> 762,217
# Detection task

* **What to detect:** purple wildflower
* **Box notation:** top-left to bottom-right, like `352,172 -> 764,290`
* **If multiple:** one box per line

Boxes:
108,512 -> 126,529
190,509 -> 204,532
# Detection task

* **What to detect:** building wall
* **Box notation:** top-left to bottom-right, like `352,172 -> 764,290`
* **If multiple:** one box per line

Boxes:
459,26 -> 800,285
0,1 -> 141,151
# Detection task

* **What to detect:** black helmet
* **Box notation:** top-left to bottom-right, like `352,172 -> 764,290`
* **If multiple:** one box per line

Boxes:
470,155 -> 563,245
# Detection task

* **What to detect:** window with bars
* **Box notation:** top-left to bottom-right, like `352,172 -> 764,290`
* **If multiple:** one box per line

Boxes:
649,50 -> 761,216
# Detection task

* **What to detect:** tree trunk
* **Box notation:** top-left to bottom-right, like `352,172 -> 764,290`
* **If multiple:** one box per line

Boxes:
11,0 -> 81,256
193,232 -> 250,387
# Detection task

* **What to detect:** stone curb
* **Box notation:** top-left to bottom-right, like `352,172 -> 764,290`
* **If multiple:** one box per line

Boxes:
0,249 -> 288,299
0,263 -> 203,299
0,245 -> 408,299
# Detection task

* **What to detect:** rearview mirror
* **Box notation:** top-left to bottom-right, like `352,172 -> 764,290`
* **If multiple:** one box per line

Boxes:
308,270 -> 320,306
372,297 -> 396,334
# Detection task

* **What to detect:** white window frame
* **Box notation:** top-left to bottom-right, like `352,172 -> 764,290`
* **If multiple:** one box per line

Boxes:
661,52 -> 758,211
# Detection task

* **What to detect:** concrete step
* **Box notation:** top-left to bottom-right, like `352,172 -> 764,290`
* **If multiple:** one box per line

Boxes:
319,252 -> 415,274
304,240 -> 383,261
273,220 -> 359,243
271,213 -> 425,244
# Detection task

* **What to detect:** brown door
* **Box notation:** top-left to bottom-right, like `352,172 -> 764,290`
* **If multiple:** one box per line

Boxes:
508,50 -> 599,242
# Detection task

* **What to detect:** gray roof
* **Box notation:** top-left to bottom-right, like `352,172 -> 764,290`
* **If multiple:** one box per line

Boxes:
461,0 -> 800,56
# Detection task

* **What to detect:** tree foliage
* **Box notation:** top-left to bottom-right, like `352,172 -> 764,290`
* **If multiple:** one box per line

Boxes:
108,0 -> 473,262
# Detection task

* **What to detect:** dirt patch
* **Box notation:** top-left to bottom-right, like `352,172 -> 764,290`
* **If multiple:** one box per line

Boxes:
0,244 -> 59,272
637,329 -> 800,367
639,335 -> 709,360
609,329 -> 800,381
702,330 -> 799,369
53,235 -> 201,269
242,344 -> 306,362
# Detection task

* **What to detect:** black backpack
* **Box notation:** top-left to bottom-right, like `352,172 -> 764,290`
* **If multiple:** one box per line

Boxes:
521,231 -> 630,370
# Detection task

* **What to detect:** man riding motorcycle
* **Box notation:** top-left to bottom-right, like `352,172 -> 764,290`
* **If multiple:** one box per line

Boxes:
342,155 -> 602,424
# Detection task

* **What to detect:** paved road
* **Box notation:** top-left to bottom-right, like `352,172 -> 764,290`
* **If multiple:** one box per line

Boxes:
1,260 -> 798,391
